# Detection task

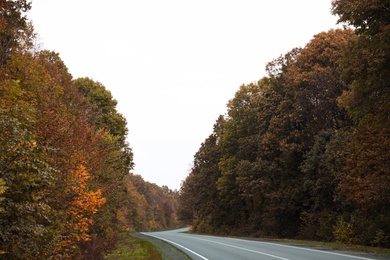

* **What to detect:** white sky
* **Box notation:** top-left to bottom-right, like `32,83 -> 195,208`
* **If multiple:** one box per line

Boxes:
28,0 -> 339,190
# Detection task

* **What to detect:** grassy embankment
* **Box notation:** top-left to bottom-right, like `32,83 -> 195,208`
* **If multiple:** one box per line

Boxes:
272,238 -> 390,256
105,233 -> 161,260
104,232 -> 191,260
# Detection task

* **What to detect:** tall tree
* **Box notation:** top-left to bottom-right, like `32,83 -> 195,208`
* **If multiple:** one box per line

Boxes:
332,0 -> 390,246
0,0 -> 34,65
178,116 -> 224,232
1,1 -> 181,258
180,29 -> 359,240
73,77 -> 130,149
0,78 -> 57,258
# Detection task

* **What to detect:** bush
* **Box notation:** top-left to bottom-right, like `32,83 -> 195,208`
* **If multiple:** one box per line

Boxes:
334,219 -> 356,245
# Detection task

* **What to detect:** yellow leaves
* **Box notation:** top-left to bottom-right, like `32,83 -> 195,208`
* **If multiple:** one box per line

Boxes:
70,164 -> 90,192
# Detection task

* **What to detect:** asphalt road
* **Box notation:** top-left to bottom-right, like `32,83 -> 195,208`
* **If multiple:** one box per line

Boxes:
142,228 -> 387,260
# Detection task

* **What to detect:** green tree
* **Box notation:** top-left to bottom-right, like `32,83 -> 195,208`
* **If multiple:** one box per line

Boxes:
216,82 -> 266,233
178,117 -> 224,232
0,0 -> 34,65
332,0 -> 390,35
73,77 -> 130,149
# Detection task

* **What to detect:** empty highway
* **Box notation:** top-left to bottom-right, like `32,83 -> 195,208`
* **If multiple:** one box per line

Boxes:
142,228 -> 387,260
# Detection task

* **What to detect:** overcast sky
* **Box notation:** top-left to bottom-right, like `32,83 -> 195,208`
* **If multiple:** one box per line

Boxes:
28,0 -> 340,190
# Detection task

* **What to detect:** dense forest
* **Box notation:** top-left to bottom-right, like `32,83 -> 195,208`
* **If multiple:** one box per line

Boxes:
0,1 -> 179,259
179,0 -> 390,248
1,0 -> 389,259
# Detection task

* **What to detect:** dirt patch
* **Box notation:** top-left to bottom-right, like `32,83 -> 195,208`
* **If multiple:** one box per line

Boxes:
131,232 -> 192,260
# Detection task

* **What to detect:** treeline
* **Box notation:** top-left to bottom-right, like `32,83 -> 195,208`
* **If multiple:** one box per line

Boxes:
0,1 -> 178,259
178,1 -> 389,247
125,174 -> 179,231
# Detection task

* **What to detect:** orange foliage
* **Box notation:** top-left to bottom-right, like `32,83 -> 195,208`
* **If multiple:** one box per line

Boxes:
68,165 -> 106,242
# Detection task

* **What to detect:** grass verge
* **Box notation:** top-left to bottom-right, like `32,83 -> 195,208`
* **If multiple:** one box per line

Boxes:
131,232 -> 192,260
105,232 -> 161,260
269,238 -> 390,256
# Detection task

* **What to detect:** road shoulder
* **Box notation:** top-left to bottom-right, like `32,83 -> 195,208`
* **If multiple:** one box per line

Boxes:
131,232 -> 192,260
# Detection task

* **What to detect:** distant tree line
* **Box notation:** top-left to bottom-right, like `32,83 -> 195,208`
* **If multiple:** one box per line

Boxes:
0,1 -> 179,259
178,0 -> 389,247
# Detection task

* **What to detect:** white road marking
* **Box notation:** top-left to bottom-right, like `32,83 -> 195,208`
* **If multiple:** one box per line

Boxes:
230,238 -> 375,260
143,231 -> 377,260
192,237 -> 290,260
142,233 -> 209,260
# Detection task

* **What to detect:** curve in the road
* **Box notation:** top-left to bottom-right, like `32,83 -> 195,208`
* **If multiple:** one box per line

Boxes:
145,233 -> 209,260
142,228 -> 383,260
184,235 -> 289,260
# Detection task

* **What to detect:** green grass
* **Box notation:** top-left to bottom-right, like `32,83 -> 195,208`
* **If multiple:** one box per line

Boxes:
269,238 -> 390,256
105,233 -> 162,260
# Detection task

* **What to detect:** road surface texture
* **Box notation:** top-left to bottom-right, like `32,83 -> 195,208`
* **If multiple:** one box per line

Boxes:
142,228 -> 389,260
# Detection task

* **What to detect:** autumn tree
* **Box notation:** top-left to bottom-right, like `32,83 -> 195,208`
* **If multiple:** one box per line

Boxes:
1,4 -> 58,257
0,82 -> 57,258
66,165 -> 106,243
70,78 -> 136,256
1,1 -> 181,258
125,173 -> 179,231
179,29 -> 360,240
332,0 -> 390,246
280,29 -> 355,240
